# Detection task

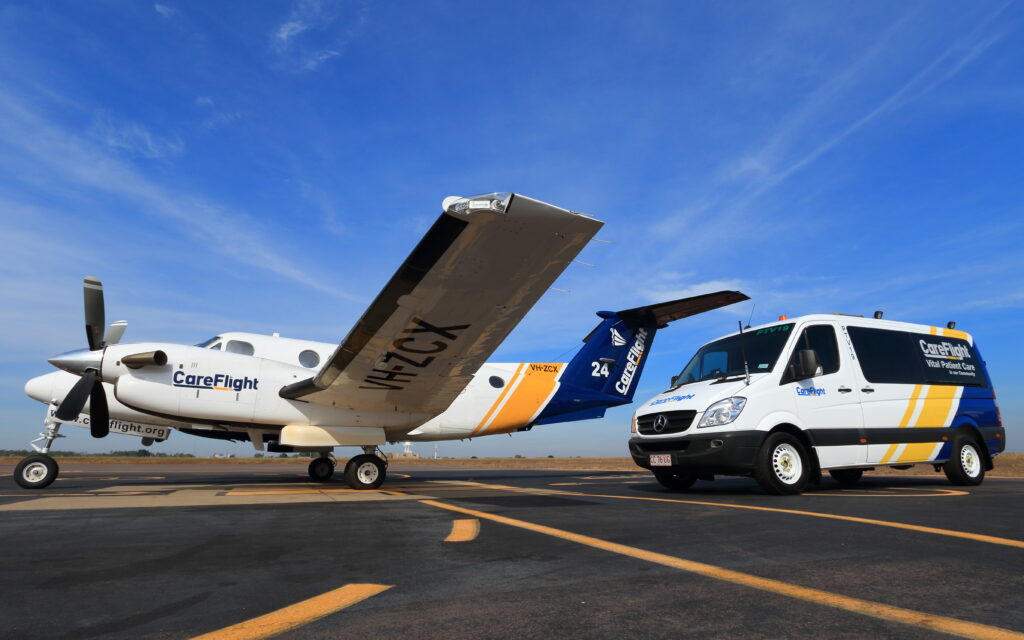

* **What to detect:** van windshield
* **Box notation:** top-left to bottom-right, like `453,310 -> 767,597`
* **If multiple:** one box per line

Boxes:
673,323 -> 794,386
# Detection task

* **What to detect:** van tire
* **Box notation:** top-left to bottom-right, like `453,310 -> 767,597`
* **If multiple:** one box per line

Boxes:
828,468 -> 863,486
754,432 -> 809,495
653,469 -> 697,491
943,438 -> 985,486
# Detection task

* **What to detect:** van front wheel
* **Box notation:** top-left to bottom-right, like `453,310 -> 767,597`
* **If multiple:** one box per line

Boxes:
653,469 -> 697,491
755,433 -> 810,495
943,438 -> 985,486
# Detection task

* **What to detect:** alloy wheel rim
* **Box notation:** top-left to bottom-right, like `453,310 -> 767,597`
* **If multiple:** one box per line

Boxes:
772,443 -> 802,484
23,462 -> 48,483
961,444 -> 981,477
357,462 -> 379,485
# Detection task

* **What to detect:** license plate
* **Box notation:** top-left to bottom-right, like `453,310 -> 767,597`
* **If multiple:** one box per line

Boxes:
649,454 -> 672,467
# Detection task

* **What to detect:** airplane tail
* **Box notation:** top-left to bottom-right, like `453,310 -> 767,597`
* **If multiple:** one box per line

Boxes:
533,290 -> 748,425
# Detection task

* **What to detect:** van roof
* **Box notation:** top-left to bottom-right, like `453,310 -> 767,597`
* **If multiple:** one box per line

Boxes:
715,313 -> 973,345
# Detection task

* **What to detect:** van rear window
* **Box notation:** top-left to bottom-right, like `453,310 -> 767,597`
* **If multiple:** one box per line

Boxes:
847,327 -> 986,387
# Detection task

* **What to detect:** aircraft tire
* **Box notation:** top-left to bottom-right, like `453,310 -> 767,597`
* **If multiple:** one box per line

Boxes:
14,454 -> 59,489
344,454 -> 386,490
308,457 -> 335,482
828,468 -> 863,486
943,437 -> 985,486
653,469 -> 696,491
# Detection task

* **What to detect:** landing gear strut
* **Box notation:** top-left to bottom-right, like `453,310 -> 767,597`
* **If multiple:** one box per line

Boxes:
343,447 -> 388,490
14,420 -> 64,489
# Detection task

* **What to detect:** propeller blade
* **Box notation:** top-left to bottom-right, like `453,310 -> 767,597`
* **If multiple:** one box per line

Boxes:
89,379 -> 109,438
84,276 -> 105,351
103,320 -> 128,345
54,370 -> 97,421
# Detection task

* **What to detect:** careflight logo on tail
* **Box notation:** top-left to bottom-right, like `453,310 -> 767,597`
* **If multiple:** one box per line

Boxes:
614,328 -> 648,395
610,327 -> 627,347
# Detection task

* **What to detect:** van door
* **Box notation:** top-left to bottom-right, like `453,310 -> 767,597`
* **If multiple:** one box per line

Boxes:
781,323 -> 865,468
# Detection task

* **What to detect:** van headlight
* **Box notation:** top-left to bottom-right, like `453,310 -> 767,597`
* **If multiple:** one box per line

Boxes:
698,397 -> 746,427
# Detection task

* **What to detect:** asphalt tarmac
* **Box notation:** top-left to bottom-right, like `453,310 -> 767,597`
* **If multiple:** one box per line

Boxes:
0,462 -> 1022,640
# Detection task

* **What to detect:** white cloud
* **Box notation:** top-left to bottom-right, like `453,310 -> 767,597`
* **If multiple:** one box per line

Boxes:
153,3 -> 175,18
269,0 -> 367,72
194,96 -> 214,107
88,112 -> 184,159
0,91 -> 360,303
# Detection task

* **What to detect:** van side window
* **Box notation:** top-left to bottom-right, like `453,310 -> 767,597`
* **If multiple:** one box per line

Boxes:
784,325 -> 839,381
847,327 -> 987,386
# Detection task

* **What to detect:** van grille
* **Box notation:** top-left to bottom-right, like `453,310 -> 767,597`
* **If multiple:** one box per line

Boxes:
637,410 -> 697,435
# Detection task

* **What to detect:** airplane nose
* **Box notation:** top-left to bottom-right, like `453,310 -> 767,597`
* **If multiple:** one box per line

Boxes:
48,348 -> 102,375
24,374 -> 55,404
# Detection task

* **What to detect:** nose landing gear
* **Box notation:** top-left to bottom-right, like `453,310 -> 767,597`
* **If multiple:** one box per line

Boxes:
14,419 -> 64,489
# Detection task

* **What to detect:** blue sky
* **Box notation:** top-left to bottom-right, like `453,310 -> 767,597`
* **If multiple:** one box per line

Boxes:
0,1 -> 1021,457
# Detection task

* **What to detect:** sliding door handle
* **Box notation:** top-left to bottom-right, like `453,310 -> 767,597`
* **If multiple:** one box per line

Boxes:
861,387 -> 875,393
837,387 -> 852,393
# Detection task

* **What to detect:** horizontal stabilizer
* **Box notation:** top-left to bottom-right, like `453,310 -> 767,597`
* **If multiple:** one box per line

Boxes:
616,290 -> 749,328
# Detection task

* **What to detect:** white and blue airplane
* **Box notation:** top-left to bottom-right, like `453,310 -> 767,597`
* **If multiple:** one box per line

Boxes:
18,192 -> 746,490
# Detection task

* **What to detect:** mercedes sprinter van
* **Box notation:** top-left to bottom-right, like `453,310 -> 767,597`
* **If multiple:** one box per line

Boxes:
629,314 -> 1003,494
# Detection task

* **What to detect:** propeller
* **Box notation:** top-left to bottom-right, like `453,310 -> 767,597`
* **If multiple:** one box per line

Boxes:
49,277 -> 112,437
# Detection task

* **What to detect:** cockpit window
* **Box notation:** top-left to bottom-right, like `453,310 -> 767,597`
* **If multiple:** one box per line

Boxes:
209,342 -> 222,350
226,340 -> 255,356
195,336 -> 221,348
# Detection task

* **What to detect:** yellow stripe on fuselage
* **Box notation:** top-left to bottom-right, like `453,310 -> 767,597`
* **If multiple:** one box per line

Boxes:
479,363 -> 564,436
471,363 -> 526,436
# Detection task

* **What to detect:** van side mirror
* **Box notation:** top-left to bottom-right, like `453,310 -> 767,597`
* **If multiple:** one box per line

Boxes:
796,349 -> 819,380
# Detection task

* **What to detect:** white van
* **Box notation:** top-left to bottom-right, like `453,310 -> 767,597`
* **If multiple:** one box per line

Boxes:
629,314 -> 1004,494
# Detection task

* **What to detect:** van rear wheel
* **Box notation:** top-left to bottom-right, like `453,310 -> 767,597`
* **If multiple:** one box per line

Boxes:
653,469 -> 696,491
943,438 -> 985,486
754,432 -> 810,495
828,468 -> 863,486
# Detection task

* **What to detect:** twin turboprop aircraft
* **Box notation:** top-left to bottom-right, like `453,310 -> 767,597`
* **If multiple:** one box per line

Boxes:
17,192 -> 747,490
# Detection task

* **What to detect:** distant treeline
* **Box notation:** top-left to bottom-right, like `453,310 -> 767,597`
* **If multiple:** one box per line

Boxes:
0,449 -> 195,458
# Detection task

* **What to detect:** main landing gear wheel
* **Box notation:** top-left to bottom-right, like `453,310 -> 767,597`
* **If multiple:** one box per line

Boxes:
828,468 -> 863,486
14,454 -> 59,489
943,437 -> 985,486
308,457 -> 335,482
754,432 -> 810,495
653,469 -> 697,491
343,454 -> 386,490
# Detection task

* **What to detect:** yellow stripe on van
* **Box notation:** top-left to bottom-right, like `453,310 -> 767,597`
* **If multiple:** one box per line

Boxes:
941,327 -> 970,341
480,364 -> 564,435
879,384 -> 923,464
895,385 -> 959,463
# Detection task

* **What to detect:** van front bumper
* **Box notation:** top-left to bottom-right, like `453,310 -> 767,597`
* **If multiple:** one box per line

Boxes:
629,430 -> 766,474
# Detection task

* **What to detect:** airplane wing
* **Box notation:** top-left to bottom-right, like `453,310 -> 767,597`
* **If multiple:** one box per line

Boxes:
280,193 -> 602,417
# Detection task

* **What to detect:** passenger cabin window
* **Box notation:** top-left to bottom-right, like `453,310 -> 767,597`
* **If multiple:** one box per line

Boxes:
783,325 -> 839,382
298,350 -> 320,368
847,326 -> 987,387
225,340 -> 255,356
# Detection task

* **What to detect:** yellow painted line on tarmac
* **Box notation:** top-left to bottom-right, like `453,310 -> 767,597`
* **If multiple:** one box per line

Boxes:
189,583 -> 391,640
226,488 -> 364,496
446,481 -> 1024,550
444,518 -> 480,542
563,491 -> 1024,549
420,499 -> 1023,640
